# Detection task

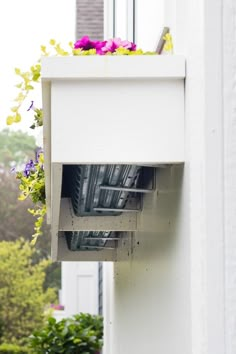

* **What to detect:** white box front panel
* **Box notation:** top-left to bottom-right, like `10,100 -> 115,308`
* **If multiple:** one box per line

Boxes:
51,79 -> 184,164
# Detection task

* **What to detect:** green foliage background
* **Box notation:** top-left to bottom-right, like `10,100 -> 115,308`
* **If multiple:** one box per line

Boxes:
0,342 -> 31,353
0,129 -> 61,288
0,129 -> 61,345
0,239 -> 56,345
29,313 -> 103,354
0,129 -> 36,169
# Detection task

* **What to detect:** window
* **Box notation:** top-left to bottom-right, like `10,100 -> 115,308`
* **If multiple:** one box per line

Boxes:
105,0 -> 164,50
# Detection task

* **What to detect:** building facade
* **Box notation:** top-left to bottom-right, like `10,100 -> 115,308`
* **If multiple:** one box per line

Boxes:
53,1 -> 236,352
103,1 -> 236,354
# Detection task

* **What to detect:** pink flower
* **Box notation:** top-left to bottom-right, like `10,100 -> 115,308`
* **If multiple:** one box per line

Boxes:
101,38 -> 136,53
50,304 -> 64,310
74,36 -> 137,55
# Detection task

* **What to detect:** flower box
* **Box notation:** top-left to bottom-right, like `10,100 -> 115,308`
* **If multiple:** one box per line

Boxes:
41,55 -> 185,261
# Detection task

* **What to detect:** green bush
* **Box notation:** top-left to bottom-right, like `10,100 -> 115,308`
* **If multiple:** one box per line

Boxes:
28,313 -> 103,354
0,343 -> 31,353
0,240 -> 56,345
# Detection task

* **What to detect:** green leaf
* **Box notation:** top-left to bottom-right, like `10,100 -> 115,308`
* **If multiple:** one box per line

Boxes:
11,106 -> 19,113
49,39 -> 56,45
15,67 -> 21,75
32,73 -> 40,81
26,85 -> 34,90
6,116 -> 14,125
14,113 -> 21,123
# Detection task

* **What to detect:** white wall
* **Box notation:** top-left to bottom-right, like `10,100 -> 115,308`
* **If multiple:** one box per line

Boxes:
103,0 -> 236,353
62,262 -> 98,317
107,166 -> 191,354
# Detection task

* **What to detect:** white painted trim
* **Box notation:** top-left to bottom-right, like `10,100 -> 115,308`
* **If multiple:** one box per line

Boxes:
41,55 -> 185,80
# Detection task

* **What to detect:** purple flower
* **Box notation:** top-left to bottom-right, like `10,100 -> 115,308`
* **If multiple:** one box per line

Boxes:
27,100 -> 35,111
73,36 -> 137,55
74,36 -> 96,50
24,160 -> 35,177
101,38 -> 136,53
74,36 -> 107,54
36,148 -> 43,163
93,40 -> 107,55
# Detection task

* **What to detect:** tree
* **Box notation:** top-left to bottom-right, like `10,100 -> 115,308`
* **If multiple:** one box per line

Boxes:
0,129 -> 36,169
0,239 -> 57,346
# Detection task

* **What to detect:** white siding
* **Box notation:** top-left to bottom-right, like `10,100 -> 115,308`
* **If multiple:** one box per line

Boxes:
103,0 -> 236,353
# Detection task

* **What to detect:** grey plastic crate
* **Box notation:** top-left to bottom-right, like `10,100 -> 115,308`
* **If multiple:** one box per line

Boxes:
63,164 -> 155,252
65,230 -> 116,251
70,164 -> 141,216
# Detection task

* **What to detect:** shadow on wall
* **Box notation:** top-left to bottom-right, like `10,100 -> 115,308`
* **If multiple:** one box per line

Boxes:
112,164 -> 190,354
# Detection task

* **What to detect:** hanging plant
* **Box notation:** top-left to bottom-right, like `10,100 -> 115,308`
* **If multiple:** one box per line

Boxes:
12,151 -> 46,244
